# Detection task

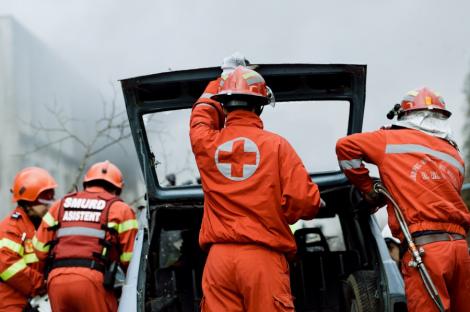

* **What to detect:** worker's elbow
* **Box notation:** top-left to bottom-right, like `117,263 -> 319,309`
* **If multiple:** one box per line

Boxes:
335,137 -> 347,155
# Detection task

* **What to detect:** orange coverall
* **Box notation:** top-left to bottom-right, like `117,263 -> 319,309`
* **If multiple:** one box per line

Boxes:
190,80 -> 321,311
336,127 -> 470,312
33,186 -> 138,312
0,207 -> 43,311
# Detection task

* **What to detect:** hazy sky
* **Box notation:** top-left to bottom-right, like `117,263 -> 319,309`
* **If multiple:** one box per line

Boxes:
1,0 -> 470,148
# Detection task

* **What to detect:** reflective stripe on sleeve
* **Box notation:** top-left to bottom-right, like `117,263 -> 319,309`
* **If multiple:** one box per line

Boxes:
32,236 -> 50,253
200,93 -> 214,99
57,227 -> 105,239
120,252 -> 133,262
0,259 -> 27,281
23,253 -> 39,264
339,159 -> 363,170
118,220 -> 138,233
107,219 -> 138,234
43,212 -> 58,227
0,238 -> 24,255
385,144 -> 464,175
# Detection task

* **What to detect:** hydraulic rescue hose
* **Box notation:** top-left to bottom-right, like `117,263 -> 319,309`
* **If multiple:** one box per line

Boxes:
373,183 -> 445,312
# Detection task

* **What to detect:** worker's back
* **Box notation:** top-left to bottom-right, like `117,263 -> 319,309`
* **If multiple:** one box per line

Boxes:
337,126 -> 469,238
191,108 -> 319,257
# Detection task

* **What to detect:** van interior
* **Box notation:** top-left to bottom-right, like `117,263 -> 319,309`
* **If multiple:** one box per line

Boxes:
144,184 -> 382,312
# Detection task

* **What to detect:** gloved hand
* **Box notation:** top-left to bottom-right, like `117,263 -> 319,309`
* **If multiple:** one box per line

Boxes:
363,188 -> 386,213
29,295 -> 52,312
221,52 -> 248,76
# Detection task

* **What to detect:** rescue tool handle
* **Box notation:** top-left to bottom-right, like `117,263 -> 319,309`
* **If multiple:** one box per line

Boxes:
372,182 -> 445,312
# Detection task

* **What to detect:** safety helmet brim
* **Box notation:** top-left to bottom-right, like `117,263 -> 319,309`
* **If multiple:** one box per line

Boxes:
398,107 -> 451,119
212,92 -> 270,107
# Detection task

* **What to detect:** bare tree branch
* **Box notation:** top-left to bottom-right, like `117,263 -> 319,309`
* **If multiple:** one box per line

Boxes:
23,86 -> 133,193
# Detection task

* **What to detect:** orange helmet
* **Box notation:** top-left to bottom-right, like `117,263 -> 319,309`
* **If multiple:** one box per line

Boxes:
398,87 -> 451,118
83,160 -> 124,190
211,66 -> 271,107
11,167 -> 57,203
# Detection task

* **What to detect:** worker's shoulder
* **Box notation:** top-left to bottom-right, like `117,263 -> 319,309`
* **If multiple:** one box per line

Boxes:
0,211 -> 24,237
109,199 -> 134,212
260,129 -> 286,143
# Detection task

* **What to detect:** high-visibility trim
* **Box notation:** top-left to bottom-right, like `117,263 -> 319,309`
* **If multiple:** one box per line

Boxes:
57,227 -> 105,239
200,93 -> 214,99
107,222 -> 119,232
0,238 -> 24,255
385,144 -> 464,175
403,95 -> 415,102
0,259 -> 27,281
242,71 -> 258,80
339,159 -> 363,170
43,212 -> 58,227
245,76 -> 264,86
23,253 -> 39,264
32,236 -> 50,253
407,90 -> 419,96
120,252 -> 133,262
118,220 -> 139,233
107,220 -> 138,234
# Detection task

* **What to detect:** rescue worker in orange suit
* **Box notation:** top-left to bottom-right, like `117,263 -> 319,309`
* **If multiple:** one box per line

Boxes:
0,167 -> 57,311
336,87 -> 470,312
190,54 -> 323,311
33,161 -> 138,312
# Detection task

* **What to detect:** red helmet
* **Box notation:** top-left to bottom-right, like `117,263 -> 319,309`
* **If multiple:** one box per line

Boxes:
211,66 -> 271,106
399,87 -> 451,118
11,167 -> 57,203
83,160 -> 124,190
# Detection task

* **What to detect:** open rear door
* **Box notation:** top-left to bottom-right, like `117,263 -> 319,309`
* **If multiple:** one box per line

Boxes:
121,64 -> 366,204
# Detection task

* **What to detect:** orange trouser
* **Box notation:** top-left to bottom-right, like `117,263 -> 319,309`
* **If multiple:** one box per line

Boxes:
201,244 -> 294,312
401,239 -> 470,312
47,267 -> 117,312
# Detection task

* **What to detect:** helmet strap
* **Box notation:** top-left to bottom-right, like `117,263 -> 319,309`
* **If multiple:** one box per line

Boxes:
255,105 -> 264,116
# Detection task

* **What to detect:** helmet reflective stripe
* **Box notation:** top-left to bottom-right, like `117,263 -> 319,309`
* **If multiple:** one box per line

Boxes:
245,75 -> 264,85
241,71 -> 264,85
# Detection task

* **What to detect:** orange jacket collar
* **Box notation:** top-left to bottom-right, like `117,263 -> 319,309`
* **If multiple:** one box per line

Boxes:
14,206 -> 29,221
84,185 -> 107,193
225,110 -> 263,129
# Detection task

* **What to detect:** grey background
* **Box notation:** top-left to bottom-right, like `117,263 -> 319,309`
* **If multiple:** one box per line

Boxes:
1,0 -> 469,214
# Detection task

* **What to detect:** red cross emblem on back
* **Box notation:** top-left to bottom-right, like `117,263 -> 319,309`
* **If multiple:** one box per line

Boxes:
215,137 -> 260,181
